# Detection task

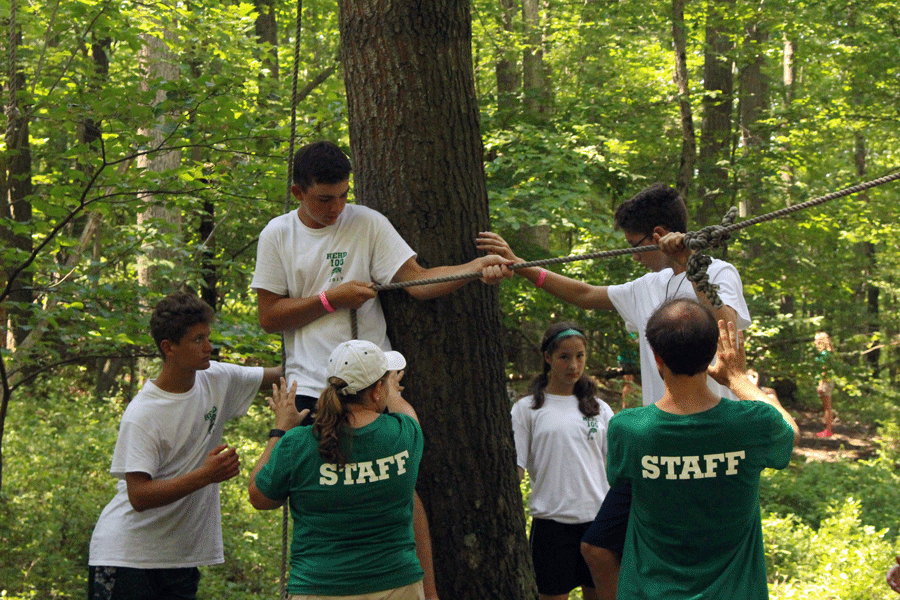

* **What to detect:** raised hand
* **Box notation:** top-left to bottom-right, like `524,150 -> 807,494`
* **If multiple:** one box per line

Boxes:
268,378 -> 306,431
708,320 -> 748,388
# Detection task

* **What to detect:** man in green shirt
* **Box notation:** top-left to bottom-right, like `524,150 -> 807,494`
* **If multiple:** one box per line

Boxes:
606,299 -> 798,599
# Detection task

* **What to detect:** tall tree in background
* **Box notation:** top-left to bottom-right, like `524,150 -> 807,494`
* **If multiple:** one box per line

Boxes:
338,1 -> 536,598
136,6 -> 182,291
522,0 -> 549,121
737,10 -> 769,260
1,0 -> 32,349
846,5 -> 880,374
0,0 -> 32,492
254,0 -> 279,81
495,0 -> 519,125
777,29 -> 797,317
696,0 -> 734,226
671,0 -> 696,200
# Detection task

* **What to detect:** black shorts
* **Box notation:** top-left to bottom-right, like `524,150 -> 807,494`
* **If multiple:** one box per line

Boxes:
295,394 -> 317,426
88,566 -> 200,600
529,518 -> 596,595
581,480 -> 632,559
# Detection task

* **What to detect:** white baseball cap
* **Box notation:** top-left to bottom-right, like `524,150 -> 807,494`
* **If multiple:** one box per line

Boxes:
385,350 -> 406,371
326,340 -> 389,395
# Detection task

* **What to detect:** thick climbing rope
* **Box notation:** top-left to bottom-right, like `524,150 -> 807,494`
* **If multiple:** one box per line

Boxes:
280,3 -> 304,599
366,170 -> 900,307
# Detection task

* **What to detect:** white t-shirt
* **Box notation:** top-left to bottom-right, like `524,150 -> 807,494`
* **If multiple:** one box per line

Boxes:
251,204 -> 415,397
511,393 -> 615,523
607,260 -> 751,406
89,362 -> 262,568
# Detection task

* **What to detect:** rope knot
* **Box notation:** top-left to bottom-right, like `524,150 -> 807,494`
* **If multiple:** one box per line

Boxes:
681,207 -> 736,309
686,253 -> 723,308
682,206 -> 738,251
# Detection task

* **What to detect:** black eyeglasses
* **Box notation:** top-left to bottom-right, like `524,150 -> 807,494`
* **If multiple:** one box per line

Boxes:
628,233 -> 651,248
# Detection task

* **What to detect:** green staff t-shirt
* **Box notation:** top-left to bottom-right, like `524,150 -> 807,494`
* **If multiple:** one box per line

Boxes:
608,399 -> 794,600
255,412 -> 423,596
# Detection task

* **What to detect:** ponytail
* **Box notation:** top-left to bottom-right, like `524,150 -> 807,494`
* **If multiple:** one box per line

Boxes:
574,376 -> 600,418
527,370 -> 550,410
312,374 -> 386,468
313,377 -> 353,468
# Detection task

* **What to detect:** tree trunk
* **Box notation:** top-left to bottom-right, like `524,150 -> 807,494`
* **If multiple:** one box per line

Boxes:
136,6 -> 182,292
695,0 -> 734,226
2,14 -> 33,349
854,131 -> 879,374
846,5 -> 879,374
779,33 -> 795,198
80,35 -> 120,397
737,21 -> 768,259
778,33 -> 796,318
671,0 -> 696,201
0,0 -> 33,491
522,0 -> 549,121
495,0 -> 519,125
338,1 -> 536,598
253,0 -> 279,80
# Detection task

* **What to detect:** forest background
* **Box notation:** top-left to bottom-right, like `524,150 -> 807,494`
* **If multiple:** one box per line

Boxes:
1,0 -> 899,598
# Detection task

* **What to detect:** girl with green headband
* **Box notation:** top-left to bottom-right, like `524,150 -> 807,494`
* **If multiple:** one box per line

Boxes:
511,322 -> 614,600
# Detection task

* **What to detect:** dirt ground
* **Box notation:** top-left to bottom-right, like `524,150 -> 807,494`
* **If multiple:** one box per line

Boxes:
790,406 -> 879,462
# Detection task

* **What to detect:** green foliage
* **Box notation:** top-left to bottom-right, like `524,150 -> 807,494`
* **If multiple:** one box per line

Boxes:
1,377 -> 124,599
0,373 -> 286,599
759,450 -> 900,541
763,499 -> 895,600
2,0 -> 900,595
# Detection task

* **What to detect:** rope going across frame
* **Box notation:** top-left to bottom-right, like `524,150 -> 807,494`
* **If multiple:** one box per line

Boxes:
365,169 -> 900,307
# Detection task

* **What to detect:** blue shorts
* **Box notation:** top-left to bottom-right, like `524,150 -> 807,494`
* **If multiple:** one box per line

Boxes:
581,480 -> 632,558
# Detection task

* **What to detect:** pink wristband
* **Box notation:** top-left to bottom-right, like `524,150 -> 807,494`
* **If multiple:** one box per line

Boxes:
536,268 -> 548,288
319,291 -> 335,313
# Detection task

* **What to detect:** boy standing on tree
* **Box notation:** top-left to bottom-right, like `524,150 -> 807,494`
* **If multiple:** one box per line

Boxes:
251,140 -> 507,600
608,299 -> 798,599
87,291 -> 283,600
477,183 -> 751,599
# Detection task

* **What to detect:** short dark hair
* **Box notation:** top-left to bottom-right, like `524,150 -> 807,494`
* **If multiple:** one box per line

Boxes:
645,299 -> 718,375
614,183 -> 688,236
292,141 -> 352,190
150,291 -> 215,357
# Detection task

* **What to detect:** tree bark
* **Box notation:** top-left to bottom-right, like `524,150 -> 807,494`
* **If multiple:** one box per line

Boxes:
778,32 -> 796,320
696,0 -> 734,226
2,12 -> 33,349
847,5 -> 879,374
253,0 -> 279,80
522,0 -> 549,121
737,21 -> 768,259
495,0 -> 519,125
671,0 -> 696,201
779,33 -> 795,198
854,131 -> 879,373
338,1 -> 536,598
136,6 -> 182,292
0,0 -> 33,491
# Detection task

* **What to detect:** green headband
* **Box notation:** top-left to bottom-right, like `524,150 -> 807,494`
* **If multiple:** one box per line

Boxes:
548,328 -> 585,347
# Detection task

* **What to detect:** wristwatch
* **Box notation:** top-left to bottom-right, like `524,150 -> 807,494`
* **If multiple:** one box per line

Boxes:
268,429 -> 286,438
